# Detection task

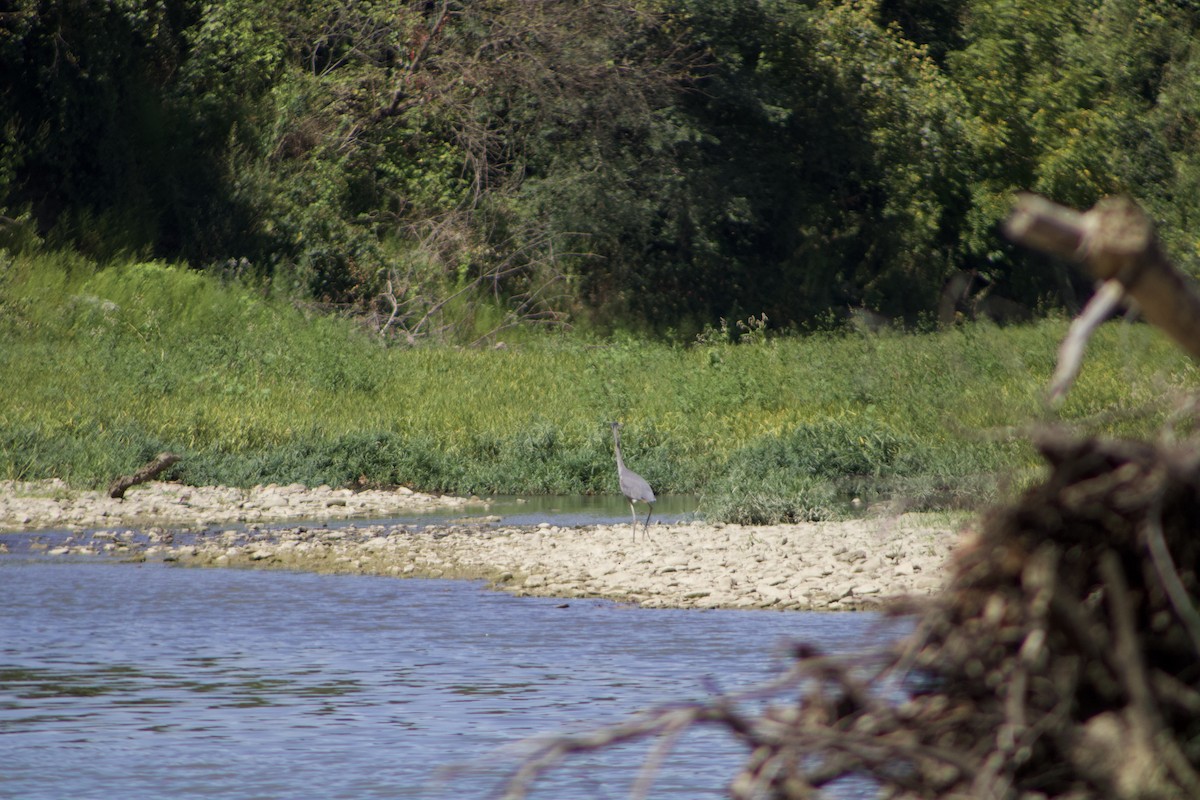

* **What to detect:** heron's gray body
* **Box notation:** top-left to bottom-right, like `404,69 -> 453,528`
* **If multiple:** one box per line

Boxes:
610,422 -> 655,540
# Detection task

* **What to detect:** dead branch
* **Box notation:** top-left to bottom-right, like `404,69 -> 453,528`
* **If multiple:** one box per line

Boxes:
108,452 -> 181,499
1048,279 -> 1126,404
372,215 -> 576,345
1005,194 -> 1200,397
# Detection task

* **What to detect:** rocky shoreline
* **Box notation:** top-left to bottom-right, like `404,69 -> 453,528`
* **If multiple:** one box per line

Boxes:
1,480 -> 968,611
0,478 -> 479,530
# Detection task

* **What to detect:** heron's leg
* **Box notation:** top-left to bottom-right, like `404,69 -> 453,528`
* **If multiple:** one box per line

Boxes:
629,501 -> 638,540
643,505 -> 653,539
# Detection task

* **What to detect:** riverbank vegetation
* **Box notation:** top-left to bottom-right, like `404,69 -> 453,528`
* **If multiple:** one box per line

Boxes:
2,250 -> 1195,521
5,1 -> 1200,520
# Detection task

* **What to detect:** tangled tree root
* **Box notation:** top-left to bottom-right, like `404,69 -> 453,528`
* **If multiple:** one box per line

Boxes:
504,430 -> 1200,799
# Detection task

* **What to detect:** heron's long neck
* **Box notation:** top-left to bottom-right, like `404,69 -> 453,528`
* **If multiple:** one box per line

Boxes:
612,431 -> 625,468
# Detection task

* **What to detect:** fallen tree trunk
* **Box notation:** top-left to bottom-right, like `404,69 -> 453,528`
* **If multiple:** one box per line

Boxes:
108,452 -> 181,499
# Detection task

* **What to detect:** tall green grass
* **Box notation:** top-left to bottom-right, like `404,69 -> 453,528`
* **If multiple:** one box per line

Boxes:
2,249 -> 1197,521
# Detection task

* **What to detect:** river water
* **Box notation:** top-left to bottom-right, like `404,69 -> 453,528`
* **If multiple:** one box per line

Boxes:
326,492 -> 703,529
2,544 -> 904,799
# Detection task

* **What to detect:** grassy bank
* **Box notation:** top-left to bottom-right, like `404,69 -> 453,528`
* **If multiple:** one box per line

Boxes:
2,250 -> 1196,522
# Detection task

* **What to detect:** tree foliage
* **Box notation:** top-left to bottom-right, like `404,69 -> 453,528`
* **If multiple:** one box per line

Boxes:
3,0 -> 1200,337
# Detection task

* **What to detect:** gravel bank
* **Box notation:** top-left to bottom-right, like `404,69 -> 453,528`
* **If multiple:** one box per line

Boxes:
0,479 -> 478,531
1,481 -> 967,611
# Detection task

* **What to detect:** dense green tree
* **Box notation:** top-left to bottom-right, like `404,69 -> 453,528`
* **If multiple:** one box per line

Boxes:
0,0 -> 282,260
877,0 -> 968,62
945,0 -> 1200,309
574,0 -> 975,329
1101,0 -> 1200,275
1,1 -> 190,252
5,0 -> 1200,336
209,0 -> 695,340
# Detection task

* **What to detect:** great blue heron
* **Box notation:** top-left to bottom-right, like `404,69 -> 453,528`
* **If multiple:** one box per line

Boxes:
610,421 -> 655,540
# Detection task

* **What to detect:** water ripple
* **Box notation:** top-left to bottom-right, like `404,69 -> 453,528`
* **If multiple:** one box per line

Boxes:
1,558 -> 902,799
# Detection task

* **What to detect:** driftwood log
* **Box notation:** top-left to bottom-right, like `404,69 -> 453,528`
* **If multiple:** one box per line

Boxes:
500,195 -> 1200,799
108,451 -> 181,499
1004,193 -> 1200,357
1005,194 -> 1200,402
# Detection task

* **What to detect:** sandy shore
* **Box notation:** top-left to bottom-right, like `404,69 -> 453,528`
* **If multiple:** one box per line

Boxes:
0,480 -> 969,611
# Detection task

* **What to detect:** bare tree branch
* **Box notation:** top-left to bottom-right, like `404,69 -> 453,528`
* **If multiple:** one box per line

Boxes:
1006,193 -> 1200,365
